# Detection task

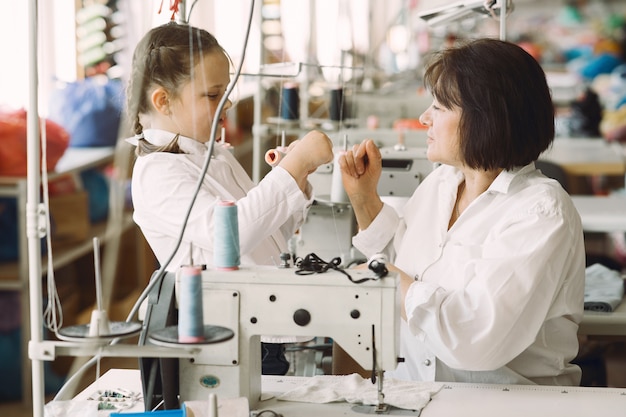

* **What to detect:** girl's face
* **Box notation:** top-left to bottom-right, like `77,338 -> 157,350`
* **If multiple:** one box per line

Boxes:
169,50 -> 232,143
419,98 -> 463,167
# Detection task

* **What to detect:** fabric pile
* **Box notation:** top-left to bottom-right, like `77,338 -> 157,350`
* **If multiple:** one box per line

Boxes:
277,373 -> 444,411
584,263 -> 625,312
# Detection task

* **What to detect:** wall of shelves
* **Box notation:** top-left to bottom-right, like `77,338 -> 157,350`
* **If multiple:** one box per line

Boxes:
0,146 -> 152,406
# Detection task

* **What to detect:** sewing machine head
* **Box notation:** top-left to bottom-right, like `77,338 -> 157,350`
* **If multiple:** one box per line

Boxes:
139,264 -> 400,410
298,134 -> 435,266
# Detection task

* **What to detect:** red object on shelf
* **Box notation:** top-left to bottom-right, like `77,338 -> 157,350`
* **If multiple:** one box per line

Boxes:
0,109 -> 70,177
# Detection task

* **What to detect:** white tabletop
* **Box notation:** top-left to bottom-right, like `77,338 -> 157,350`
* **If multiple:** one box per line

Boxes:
580,299 -> 626,336
70,370 -> 626,417
568,195 -> 626,336
54,146 -> 116,173
541,138 -> 625,176
571,194 -> 626,233
262,376 -> 626,417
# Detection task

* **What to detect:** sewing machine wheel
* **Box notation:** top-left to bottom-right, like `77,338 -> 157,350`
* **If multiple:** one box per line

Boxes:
351,405 -> 421,415
148,324 -> 234,346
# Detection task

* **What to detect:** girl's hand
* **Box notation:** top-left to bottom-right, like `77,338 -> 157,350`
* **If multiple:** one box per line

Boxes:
279,130 -> 333,191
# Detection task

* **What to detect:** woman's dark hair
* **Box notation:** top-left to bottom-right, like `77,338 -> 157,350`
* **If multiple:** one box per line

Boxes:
423,38 -> 554,170
127,22 -> 224,155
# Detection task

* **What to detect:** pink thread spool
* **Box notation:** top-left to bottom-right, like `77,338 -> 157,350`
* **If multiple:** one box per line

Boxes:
265,147 -> 288,167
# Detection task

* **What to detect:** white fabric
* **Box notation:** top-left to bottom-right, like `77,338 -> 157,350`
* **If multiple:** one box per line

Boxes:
584,263 -> 625,312
131,129 -> 312,270
277,373 -> 443,411
184,398 -> 249,417
353,163 -> 585,386
131,129 -> 313,343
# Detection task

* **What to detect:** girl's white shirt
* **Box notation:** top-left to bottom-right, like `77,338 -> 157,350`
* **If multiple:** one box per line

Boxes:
353,163 -> 585,386
130,128 -> 312,271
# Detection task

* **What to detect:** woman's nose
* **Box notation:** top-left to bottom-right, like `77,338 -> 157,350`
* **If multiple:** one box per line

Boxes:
418,111 -> 430,127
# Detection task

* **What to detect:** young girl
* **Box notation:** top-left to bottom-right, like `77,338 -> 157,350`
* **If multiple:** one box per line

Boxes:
126,22 -> 333,375
127,22 -> 333,272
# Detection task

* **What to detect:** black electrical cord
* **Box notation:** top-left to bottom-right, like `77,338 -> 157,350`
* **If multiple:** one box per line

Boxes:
294,253 -> 376,284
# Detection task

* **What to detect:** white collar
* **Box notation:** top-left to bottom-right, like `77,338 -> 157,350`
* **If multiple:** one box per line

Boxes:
125,129 -> 209,155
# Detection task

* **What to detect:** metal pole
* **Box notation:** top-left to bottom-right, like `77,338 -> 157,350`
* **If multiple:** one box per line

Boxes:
500,0 -> 507,41
252,0 -> 264,184
27,0 -> 45,416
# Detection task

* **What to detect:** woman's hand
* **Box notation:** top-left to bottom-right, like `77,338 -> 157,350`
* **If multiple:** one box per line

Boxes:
339,139 -> 384,229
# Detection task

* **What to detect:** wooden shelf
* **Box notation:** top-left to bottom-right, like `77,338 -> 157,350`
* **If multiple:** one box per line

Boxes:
0,146 -> 133,407
0,213 -> 135,282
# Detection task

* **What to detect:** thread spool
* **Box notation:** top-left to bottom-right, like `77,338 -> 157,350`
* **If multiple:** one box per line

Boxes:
178,265 -> 204,343
330,151 -> 349,203
330,135 -> 349,203
214,200 -> 240,270
265,148 -> 287,167
329,87 -> 346,121
265,131 -> 289,167
280,83 -> 300,120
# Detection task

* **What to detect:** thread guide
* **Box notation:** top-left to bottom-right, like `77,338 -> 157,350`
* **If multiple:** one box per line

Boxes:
56,238 -> 142,342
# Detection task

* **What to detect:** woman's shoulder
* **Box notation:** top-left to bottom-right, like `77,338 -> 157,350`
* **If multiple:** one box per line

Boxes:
510,168 -> 580,220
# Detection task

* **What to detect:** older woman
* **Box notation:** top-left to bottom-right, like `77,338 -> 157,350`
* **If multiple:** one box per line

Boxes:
340,38 -> 585,386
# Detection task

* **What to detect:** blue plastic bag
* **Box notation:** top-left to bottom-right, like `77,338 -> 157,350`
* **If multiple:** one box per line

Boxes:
48,76 -> 124,148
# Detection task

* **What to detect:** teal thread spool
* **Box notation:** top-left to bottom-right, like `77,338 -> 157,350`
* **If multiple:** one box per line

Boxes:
178,265 -> 204,343
280,82 -> 300,120
214,200 -> 240,270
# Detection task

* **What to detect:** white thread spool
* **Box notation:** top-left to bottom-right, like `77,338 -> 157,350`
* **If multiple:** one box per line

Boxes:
330,135 -> 349,203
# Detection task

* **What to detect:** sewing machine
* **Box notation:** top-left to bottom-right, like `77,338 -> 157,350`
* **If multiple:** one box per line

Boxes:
297,141 -> 435,265
139,264 -> 401,412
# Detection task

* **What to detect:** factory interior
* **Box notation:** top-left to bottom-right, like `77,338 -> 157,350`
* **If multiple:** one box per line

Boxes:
2,0 -> 626,416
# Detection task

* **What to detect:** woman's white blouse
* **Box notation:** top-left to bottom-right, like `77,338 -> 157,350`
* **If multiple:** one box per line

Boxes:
353,163 -> 586,386
131,129 -> 313,271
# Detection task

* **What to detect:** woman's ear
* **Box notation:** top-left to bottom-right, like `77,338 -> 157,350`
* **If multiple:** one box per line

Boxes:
151,87 -> 170,115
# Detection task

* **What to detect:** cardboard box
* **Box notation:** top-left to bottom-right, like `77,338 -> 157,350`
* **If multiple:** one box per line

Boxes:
49,190 -> 90,244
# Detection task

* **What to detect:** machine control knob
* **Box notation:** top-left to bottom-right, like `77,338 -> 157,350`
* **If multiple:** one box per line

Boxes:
293,309 -> 311,326
279,252 -> 291,268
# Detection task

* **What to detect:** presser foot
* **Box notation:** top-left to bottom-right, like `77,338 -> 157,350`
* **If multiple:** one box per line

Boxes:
351,404 -> 421,415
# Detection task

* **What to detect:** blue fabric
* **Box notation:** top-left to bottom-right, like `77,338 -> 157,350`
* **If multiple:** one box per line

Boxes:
0,327 -> 66,400
0,198 -> 46,261
49,77 -> 124,147
579,53 -> 623,80
80,169 -> 110,222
